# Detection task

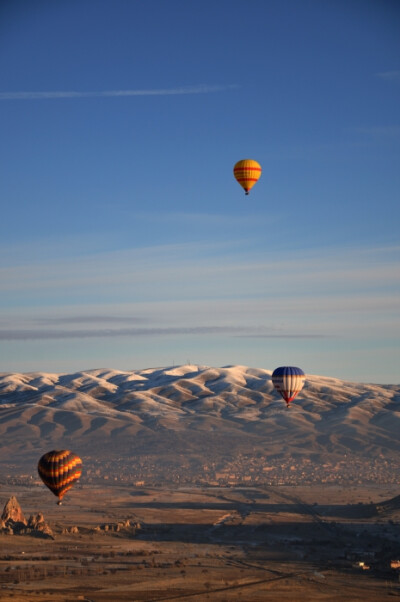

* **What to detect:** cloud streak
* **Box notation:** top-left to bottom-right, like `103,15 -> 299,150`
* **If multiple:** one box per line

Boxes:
36,315 -> 146,325
1,243 -> 398,345
2,241 -> 398,300
376,70 -> 400,81
0,85 -> 237,101
0,325 -> 320,342
355,125 -> 400,138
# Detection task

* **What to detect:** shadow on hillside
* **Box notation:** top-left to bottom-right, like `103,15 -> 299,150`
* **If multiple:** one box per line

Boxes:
131,519 -> 395,557
135,521 -> 326,546
128,499 -> 378,519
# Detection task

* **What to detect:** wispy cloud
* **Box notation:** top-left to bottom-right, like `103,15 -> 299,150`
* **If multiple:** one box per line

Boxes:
376,70 -> 400,81
355,125 -> 400,138
36,315 -> 146,325
0,84 -> 237,101
236,334 -> 327,339
0,325 -> 305,341
1,242 -> 399,304
0,243 -> 398,345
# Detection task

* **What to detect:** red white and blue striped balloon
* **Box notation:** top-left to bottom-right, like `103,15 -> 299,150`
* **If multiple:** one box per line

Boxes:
272,366 -> 306,407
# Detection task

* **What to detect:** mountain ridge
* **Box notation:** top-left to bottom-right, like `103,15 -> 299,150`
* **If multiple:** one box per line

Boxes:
0,365 -> 399,482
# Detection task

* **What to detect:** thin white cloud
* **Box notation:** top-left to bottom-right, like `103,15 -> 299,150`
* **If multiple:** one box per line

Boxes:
376,70 -> 400,81
37,315 -> 146,325
1,242 -> 399,300
0,325 -> 307,342
0,84 -> 238,100
355,125 -> 400,138
0,243 -> 398,345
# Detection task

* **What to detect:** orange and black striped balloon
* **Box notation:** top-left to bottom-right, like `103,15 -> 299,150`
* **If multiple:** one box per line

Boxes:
38,450 -> 82,504
233,159 -> 262,195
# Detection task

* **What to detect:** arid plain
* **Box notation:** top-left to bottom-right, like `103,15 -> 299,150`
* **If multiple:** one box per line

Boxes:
1,481 -> 400,601
0,365 -> 399,600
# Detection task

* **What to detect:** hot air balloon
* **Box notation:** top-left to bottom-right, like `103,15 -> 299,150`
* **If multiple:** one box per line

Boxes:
38,450 -> 82,505
233,159 -> 262,195
272,366 -> 305,407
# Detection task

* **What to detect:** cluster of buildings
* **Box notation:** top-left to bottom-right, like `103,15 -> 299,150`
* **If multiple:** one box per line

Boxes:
79,453 -> 400,488
1,452 -> 398,490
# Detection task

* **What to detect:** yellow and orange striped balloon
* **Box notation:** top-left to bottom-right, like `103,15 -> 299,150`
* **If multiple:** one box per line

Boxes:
38,450 -> 82,505
233,159 -> 262,195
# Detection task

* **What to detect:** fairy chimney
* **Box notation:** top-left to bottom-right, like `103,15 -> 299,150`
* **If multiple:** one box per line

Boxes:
1,496 -> 27,527
27,513 -> 54,539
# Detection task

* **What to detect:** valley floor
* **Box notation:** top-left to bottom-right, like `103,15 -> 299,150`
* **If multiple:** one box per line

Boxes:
0,482 -> 399,601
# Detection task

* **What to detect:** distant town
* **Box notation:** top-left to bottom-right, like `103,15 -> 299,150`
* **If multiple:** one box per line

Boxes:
2,454 -> 399,489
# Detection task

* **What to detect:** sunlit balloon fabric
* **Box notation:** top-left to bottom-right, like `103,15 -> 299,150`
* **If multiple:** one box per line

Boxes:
38,450 -> 82,504
272,366 -> 306,407
233,159 -> 262,195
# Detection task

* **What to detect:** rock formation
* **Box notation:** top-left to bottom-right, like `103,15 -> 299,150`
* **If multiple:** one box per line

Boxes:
1,496 -> 27,531
25,512 -> 54,539
62,525 -> 79,534
92,518 -> 140,534
1,495 -> 27,523
0,497 -> 53,538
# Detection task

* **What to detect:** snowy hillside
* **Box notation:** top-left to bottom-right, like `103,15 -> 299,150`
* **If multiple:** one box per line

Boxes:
0,365 -> 399,477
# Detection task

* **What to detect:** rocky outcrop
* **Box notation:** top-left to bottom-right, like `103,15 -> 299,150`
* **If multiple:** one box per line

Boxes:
0,497 -> 140,539
62,525 -> 79,534
0,497 -> 53,538
1,495 -> 27,526
92,518 -> 140,534
25,513 -> 54,539
1,496 -> 27,532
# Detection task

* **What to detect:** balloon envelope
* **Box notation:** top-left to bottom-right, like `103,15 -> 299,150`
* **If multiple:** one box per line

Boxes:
272,366 -> 305,406
233,159 -> 262,194
38,450 -> 82,503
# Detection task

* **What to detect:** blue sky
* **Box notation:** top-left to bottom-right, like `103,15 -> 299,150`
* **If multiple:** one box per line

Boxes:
0,0 -> 399,382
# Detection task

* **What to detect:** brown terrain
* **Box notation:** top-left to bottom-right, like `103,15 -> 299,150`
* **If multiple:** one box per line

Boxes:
0,365 -> 399,599
0,481 -> 400,601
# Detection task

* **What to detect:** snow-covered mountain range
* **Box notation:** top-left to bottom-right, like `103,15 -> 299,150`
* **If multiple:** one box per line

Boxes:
0,365 -> 399,475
